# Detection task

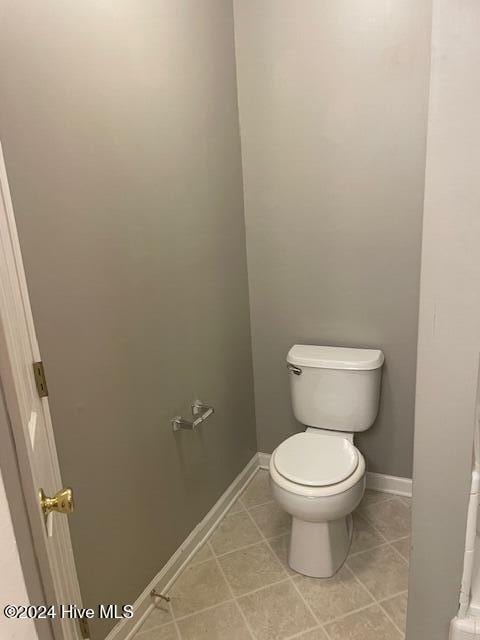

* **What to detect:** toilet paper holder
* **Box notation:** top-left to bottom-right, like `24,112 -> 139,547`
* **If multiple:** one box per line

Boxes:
171,401 -> 215,432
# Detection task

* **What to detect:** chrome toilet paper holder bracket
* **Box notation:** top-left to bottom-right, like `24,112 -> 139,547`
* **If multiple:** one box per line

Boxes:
171,401 -> 214,432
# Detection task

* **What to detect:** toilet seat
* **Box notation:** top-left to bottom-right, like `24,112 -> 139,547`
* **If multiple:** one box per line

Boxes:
270,438 -> 365,498
273,432 -> 358,487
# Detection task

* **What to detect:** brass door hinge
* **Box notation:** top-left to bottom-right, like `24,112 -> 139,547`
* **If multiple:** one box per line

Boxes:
79,618 -> 90,639
33,361 -> 48,398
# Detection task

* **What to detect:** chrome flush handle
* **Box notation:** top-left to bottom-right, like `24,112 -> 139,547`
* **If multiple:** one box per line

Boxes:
287,363 -> 302,375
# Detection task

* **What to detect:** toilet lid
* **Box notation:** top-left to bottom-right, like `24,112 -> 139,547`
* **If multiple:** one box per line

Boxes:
273,433 -> 359,487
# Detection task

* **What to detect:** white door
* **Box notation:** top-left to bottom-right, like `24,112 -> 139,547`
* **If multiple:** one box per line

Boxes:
0,142 -> 84,640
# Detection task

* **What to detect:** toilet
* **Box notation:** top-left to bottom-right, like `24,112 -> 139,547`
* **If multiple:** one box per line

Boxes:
269,344 -> 384,578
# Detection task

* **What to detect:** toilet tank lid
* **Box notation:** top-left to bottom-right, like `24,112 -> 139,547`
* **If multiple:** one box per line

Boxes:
287,345 -> 384,370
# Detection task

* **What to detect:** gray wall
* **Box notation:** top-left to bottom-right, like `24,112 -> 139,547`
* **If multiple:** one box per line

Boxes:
407,0 -> 480,638
0,2 -> 256,638
234,0 -> 432,477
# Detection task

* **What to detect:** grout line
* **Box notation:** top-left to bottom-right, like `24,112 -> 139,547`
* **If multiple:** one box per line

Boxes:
134,601 -> 178,638
224,509 -> 246,519
355,513 -> 390,542
171,597 -> 236,623
350,532 -> 410,561
134,616 -> 174,637
354,510 -> 411,559
263,536 -> 290,568
242,497 -> 274,540
342,564 -> 377,604
357,527 -> 409,566
346,561 -> 406,637
378,600 -> 407,638
388,534 -> 410,544
265,532 -> 289,542
388,542 -> 410,566
209,542 -> 257,640
377,589 -> 409,604
288,575 -> 321,625
186,557 -> 212,567
171,614 -> 182,639
234,576 -> 292,599
213,538 -> 272,559
321,601 -> 379,629
246,499 -> 276,510
237,467 -> 268,509
346,559 -> 380,602
237,468 -> 265,510
348,541 -> 390,558
226,504 -> 247,516
187,546 -> 216,567
281,624 -> 325,640
346,540 -> 391,560
378,589 -> 408,638
145,600 -> 182,640
365,520 -> 410,550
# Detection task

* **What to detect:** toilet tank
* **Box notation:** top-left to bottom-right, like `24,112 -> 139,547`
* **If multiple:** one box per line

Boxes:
287,345 -> 384,431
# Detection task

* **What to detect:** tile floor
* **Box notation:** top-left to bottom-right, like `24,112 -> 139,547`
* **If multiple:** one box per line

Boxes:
134,470 -> 411,640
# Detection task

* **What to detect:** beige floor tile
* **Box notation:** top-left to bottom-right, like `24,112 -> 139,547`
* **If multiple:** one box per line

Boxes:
177,601 -> 252,640
347,546 -> 409,601
381,591 -> 408,632
137,603 -> 172,632
227,499 -> 245,515
267,534 -> 296,575
294,629 -> 329,640
293,566 -> 373,623
350,513 -> 386,555
189,543 -> 213,566
360,498 -> 411,541
240,470 -> 272,508
391,537 -> 410,562
135,623 -> 179,640
249,501 -> 291,538
325,604 -> 402,640
218,541 -> 286,595
358,490 -> 392,510
210,511 -> 262,555
169,559 -> 231,619
238,580 -> 315,640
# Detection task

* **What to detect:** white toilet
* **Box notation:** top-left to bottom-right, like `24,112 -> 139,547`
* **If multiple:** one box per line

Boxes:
269,344 -> 384,578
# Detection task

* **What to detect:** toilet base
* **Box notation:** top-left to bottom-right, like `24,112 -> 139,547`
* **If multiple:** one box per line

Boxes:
288,514 -> 352,578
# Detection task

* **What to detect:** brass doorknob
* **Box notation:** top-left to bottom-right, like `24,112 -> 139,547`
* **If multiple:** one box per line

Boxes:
39,487 -> 74,515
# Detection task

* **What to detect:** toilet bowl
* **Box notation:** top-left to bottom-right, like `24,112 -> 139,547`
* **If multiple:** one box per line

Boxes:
270,431 -> 366,577
269,344 -> 384,578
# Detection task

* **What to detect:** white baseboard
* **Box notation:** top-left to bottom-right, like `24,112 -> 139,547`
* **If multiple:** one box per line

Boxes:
105,453 -> 260,640
450,616 -> 480,639
257,451 -> 271,470
365,471 -> 412,497
258,452 -> 412,498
